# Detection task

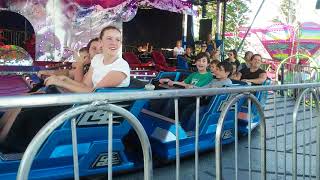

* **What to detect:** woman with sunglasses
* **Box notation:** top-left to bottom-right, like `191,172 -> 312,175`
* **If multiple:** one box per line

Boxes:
224,49 -> 240,69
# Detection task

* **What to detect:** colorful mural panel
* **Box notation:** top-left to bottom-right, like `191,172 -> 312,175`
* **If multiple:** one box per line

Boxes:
0,0 -> 192,62
253,22 -> 320,62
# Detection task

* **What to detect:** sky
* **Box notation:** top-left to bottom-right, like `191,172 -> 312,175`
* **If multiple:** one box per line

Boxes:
247,0 -> 320,27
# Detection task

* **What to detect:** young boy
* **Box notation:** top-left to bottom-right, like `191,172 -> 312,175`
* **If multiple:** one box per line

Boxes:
159,52 -> 213,88
181,61 -> 234,130
201,61 -> 233,88
209,59 -> 220,79
154,52 -> 212,118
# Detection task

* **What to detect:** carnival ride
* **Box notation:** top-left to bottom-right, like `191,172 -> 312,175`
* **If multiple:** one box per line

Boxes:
0,0 -> 310,179
0,68 -> 270,179
244,22 -> 320,83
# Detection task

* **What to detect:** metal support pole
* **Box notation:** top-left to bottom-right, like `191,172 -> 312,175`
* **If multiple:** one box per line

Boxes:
237,0 -> 266,52
24,19 -> 27,42
280,64 -> 285,95
215,0 -> 222,39
216,0 -> 222,60
182,13 -> 188,49
220,0 -> 227,61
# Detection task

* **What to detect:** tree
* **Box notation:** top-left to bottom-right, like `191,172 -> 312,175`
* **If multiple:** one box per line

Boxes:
205,0 -> 251,50
272,0 -> 297,24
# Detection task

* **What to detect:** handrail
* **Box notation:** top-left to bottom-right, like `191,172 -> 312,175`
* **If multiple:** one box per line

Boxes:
292,88 -> 320,180
16,102 -> 153,180
215,93 -> 266,180
1,83 -> 320,109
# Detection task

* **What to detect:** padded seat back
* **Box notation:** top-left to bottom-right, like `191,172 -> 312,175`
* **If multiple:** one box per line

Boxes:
151,51 -> 168,67
123,52 -> 141,64
177,56 -> 189,70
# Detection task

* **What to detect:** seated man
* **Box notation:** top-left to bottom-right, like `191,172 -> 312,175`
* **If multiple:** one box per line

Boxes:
239,54 -> 267,85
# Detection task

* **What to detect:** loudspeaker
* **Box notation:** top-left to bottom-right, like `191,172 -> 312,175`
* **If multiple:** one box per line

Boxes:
199,19 -> 212,41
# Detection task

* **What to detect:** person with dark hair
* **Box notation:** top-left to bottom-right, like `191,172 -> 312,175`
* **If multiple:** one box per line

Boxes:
224,49 -> 240,68
73,37 -> 102,82
179,61 -> 233,130
230,62 -> 241,80
197,61 -> 233,88
184,46 -> 195,69
209,59 -> 220,78
37,37 -> 102,82
0,25 -> 130,152
238,50 -> 253,71
45,26 -> 130,92
86,37 -> 101,59
239,54 -> 267,85
149,52 -> 212,118
200,41 -> 211,57
184,46 -> 195,62
159,52 -> 212,88
206,33 -> 217,54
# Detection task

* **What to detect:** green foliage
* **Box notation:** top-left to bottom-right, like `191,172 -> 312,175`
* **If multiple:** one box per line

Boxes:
272,0 -> 296,24
205,0 -> 251,50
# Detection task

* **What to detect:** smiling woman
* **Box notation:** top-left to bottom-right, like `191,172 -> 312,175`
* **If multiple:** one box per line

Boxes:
44,25 -> 130,92
0,25 -> 131,151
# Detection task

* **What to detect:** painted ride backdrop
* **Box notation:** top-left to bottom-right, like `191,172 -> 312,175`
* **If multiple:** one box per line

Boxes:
0,0 -> 192,62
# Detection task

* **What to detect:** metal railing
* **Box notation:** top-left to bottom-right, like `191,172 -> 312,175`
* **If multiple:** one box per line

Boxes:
292,88 -> 320,180
15,102 -> 153,180
215,93 -> 266,180
0,83 -> 320,179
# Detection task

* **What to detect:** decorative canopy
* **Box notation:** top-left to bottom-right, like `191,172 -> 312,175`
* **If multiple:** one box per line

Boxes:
252,22 -> 320,63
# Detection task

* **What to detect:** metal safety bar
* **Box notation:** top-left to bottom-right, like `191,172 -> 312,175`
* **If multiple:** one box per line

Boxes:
292,88 -> 320,180
1,83 -> 320,109
0,83 -> 320,180
16,102 -> 153,180
215,93 -> 266,180
174,98 -> 180,180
